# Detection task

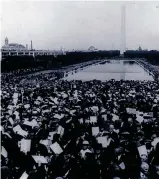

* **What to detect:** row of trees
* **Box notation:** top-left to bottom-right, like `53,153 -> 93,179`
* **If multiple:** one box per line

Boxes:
1,51 -> 120,72
124,50 -> 159,65
2,50 -> 159,72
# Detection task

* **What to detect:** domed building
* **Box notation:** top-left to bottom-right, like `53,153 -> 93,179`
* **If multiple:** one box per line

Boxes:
88,46 -> 98,52
1,37 -> 27,51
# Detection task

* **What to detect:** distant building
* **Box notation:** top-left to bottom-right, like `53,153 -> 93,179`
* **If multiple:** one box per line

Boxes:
26,44 -> 28,50
1,37 -> 66,59
88,46 -> 98,52
1,37 -> 26,51
138,46 -> 142,51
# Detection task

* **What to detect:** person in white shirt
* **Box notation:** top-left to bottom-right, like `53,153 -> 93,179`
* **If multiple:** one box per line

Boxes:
80,140 -> 92,159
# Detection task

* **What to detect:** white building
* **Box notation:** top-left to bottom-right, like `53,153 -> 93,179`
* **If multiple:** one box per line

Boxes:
1,37 -> 26,51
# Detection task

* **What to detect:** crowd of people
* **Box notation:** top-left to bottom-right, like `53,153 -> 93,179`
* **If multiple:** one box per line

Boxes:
137,61 -> 159,81
1,70 -> 65,90
1,61 -> 159,179
2,67 -> 46,76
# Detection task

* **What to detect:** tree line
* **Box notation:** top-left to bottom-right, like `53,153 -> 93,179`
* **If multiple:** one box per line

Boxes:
1,51 -> 120,72
124,50 -> 159,65
2,50 -> 159,72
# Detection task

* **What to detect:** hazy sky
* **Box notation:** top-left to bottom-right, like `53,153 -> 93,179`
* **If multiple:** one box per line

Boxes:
1,1 -> 159,50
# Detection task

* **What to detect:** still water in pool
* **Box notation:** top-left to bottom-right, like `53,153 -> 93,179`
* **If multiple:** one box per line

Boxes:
64,60 -> 154,81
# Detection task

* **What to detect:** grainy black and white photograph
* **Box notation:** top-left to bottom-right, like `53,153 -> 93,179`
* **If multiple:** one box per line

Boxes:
1,0 -> 159,179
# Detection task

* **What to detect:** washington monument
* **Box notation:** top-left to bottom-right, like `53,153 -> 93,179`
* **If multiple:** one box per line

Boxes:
120,5 -> 126,55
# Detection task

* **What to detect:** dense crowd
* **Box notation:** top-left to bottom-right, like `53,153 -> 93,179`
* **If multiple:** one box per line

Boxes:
1,60 -> 99,89
137,61 -> 159,81
1,70 -> 65,90
2,67 -> 45,76
1,65 -> 159,179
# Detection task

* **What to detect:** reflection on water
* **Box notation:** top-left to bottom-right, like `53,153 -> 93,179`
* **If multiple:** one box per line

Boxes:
64,60 -> 154,81
123,61 -> 135,65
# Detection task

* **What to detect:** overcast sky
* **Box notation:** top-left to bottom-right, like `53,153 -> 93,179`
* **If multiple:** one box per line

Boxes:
1,1 -> 159,51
